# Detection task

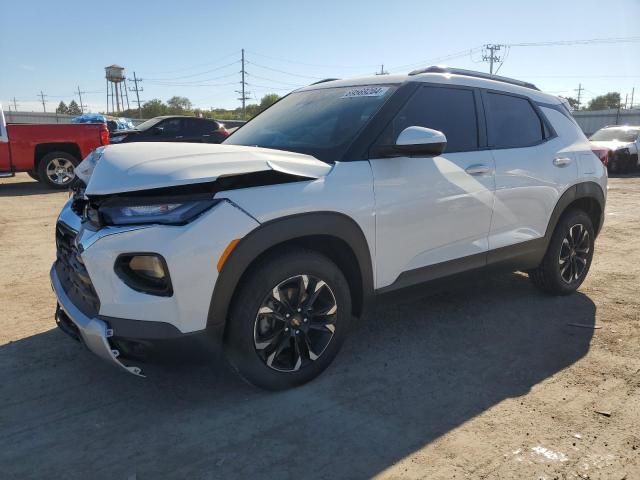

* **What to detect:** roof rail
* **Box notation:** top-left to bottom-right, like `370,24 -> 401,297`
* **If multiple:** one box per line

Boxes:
408,66 -> 539,91
310,78 -> 340,85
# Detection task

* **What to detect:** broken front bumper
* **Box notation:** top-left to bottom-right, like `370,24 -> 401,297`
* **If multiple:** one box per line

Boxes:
51,265 -> 144,376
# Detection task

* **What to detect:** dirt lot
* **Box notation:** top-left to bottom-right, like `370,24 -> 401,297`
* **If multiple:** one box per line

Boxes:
1,173 -> 639,479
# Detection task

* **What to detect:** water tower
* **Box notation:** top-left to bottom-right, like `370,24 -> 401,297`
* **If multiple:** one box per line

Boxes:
105,64 -> 131,114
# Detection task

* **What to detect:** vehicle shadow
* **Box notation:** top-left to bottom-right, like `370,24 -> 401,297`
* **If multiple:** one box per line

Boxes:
0,178 -> 63,197
0,272 -> 596,479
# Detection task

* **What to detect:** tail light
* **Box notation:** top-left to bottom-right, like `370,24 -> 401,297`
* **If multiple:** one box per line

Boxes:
100,125 -> 110,146
591,147 -> 609,166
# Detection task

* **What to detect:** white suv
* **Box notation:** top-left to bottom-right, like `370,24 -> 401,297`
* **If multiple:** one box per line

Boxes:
52,67 -> 607,389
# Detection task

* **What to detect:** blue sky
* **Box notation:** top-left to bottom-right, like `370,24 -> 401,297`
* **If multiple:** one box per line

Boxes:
2,0 -> 639,113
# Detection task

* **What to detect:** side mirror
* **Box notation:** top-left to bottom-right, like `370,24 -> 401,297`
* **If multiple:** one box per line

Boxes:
394,126 -> 447,156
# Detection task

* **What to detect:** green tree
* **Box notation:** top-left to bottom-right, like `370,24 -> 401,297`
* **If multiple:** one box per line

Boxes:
67,100 -> 82,115
141,99 -> 168,118
166,96 -> 192,113
561,96 -> 580,110
56,101 -> 69,114
587,92 -> 621,111
259,93 -> 280,111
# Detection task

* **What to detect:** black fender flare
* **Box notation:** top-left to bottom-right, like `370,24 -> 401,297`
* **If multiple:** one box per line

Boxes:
544,181 -> 606,242
206,211 -> 374,330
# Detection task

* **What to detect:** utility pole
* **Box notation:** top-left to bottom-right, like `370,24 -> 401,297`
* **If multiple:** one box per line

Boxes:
76,86 -> 87,113
575,83 -> 584,110
236,49 -> 250,120
12,97 -> 18,112
482,44 -> 503,75
375,64 -> 389,75
38,91 -> 47,112
128,71 -> 144,118
631,88 -> 635,109
624,93 -> 628,109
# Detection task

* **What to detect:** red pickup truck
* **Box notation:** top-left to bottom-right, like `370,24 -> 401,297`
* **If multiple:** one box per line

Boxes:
0,105 -> 109,189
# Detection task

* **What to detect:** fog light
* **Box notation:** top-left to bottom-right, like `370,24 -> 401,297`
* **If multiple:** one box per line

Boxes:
115,254 -> 173,296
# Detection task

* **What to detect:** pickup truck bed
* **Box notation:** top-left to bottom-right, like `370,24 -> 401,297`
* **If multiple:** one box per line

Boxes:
0,107 -> 109,189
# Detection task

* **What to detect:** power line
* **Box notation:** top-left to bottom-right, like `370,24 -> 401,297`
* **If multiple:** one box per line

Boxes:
128,72 -> 144,118
245,50 -> 379,70
76,86 -> 87,113
246,72 -> 303,88
145,72 -> 237,86
236,49 -> 251,120
142,51 -> 240,75
146,60 -> 240,81
246,61 -> 321,80
375,64 -> 389,75
38,91 -> 47,112
506,36 -> 640,47
482,44 -> 504,75
575,83 -> 584,110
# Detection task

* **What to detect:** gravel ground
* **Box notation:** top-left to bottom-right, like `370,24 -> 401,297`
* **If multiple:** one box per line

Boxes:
1,173 -> 638,480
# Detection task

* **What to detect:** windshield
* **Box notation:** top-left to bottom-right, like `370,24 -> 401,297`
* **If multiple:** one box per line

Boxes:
224,85 -> 397,162
134,117 -> 165,131
590,128 -> 639,142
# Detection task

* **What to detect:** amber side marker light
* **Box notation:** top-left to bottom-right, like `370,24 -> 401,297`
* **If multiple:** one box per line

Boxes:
217,239 -> 240,272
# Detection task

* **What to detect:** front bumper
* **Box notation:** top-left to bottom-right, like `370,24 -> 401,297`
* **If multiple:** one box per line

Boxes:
51,265 -> 144,376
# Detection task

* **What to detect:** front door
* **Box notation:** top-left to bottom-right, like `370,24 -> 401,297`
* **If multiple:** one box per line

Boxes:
369,85 -> 496,289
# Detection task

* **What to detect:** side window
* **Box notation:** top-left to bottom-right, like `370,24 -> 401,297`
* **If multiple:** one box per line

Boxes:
158,118 -> 183,136
185,118 -> 217,135
377,86 -> 479,153
485,92 -> 544,148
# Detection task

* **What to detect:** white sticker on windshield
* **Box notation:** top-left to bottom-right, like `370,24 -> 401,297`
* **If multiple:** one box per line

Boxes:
342,86 -> 389,98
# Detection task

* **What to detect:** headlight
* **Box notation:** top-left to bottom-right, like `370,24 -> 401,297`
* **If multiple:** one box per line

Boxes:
75,146 -> 106,183
97,198 -> 220,226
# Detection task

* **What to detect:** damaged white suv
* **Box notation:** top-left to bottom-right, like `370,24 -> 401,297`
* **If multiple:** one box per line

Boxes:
52,67 -> 607,389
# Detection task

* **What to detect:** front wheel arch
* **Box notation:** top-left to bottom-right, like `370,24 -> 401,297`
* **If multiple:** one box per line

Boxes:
207,212 -> 374,334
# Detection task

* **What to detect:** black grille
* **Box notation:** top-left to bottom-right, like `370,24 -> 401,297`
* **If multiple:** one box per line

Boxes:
55,222 -> 100,318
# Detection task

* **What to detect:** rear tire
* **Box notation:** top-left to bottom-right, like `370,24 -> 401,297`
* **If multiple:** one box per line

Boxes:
27,170 -> 39,181
37,151 -> 78,189
529,209 -> 595,295
225,248 -> 352,390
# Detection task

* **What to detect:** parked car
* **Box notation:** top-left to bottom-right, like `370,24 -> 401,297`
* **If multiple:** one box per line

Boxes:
589,125 -> 640,173
51,67 -> 606,389
109,115 -> 230,144
0,104 -> 109,188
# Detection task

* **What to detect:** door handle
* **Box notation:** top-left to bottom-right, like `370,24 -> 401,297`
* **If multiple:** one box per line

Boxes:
553,157 -> 572,167
465,164 -> 492,176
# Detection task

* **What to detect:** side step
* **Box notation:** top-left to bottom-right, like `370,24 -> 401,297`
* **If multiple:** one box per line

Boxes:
0,171 -> 15,178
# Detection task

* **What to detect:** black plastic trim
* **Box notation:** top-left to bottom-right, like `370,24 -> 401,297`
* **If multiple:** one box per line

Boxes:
100,315 -> 189,340
207,212 -> 374,329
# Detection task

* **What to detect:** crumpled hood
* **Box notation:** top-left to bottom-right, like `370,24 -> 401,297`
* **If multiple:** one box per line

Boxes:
590,140 -> 631,151
81,142 -> 332,195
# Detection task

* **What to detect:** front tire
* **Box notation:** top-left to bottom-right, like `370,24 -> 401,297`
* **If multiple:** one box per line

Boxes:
529,209 -> 595,295
225,248 -> 352,390
37,152 -> 78,189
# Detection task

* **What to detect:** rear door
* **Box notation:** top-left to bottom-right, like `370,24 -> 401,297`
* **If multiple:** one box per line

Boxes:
0,108 -> 11,172
182,118 -> 221,143
369,85 -> 496,289
484,91 -> 578,252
